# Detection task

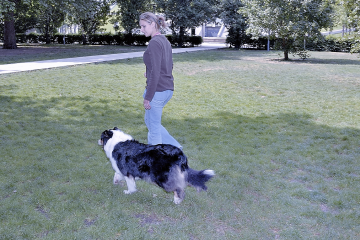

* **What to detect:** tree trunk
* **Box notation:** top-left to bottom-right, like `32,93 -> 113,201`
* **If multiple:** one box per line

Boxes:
45,21 -> 51,44
179,26 -> 185,48
284,50 -> 289,60
3,11 -> 17,49
82,34 -> 88,45
45,32 -> 51,44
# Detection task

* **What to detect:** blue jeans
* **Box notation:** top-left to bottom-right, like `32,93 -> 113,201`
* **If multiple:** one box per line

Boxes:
143,90 -> 182,149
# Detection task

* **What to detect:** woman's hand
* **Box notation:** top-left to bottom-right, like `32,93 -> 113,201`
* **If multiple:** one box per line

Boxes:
143,99 -> 151,110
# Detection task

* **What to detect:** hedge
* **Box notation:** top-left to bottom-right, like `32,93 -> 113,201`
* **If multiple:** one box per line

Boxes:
226,34 -> 359,53
8,32 -> 358,53
12,33 -> 202,47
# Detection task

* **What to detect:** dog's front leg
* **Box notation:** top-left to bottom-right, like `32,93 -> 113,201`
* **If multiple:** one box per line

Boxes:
113,172 -> 124,185
124,175 -> 137,194
173,190 -> 184,204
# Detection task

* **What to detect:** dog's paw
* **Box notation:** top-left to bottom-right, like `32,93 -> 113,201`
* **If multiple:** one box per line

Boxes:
113,179 -> 124,186
174,196 -> 183,204
113,173 -> 123,185
124,189 -> 137,194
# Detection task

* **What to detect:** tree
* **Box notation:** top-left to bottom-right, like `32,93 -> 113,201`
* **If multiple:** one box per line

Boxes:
1,0 -> 20,49
1,0 -> 40,48
341,0 -> 360,54
35,0 -> 66,44
155,0 -> 219,47
341,0 -> 360,32
242,0 -> 334,60
69,0 -> 112,44
115,0 -> 150,34
219,0 -> 247,49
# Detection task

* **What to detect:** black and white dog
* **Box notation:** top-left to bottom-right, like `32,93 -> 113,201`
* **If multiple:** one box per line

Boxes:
98,127 -> 215,204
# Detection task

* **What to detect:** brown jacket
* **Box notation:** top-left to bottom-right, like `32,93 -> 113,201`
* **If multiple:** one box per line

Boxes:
143,35 -> 174,101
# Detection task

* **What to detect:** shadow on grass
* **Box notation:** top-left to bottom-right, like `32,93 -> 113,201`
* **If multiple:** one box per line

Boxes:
2,92 -> 359,186
1,93 -> 360,237
270,58 -> 360,65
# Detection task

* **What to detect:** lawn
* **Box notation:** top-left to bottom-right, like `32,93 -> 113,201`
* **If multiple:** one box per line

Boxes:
0,48 -> 359,239
0,44 -> 147,64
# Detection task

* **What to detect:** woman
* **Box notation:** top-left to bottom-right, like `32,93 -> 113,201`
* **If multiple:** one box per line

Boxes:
139,12 -> 182,149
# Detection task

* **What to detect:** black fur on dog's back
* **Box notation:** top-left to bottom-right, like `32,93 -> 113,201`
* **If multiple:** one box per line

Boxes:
112,140 -> 189,190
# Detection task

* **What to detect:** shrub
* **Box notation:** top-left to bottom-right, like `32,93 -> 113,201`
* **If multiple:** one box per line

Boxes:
134,35 -> 151,46
27,33 -> 40,43
113,33 -> 125,45
189,36 -> 203,46
165,35 -> 203,47
54,34 -> 82,44
16,34 -> 27,43
350,37 -> 360,54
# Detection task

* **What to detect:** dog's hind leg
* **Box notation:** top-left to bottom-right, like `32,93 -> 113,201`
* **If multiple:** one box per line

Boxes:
173,188 -> 185,204
124,175 -> 137,194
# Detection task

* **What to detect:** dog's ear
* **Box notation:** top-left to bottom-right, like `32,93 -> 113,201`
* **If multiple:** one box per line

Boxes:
107,130 -> 113,137
113,127 -> 119,130
102,130 -> 113,138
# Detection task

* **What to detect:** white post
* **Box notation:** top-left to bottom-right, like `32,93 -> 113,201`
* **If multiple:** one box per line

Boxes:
202,23 -> 206,38
217,25 -> 225,37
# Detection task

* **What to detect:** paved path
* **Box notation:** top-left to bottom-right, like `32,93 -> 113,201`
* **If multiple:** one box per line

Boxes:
0,43 -> 226,75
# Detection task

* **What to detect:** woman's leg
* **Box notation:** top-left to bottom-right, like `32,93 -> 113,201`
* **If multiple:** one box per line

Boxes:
144,90 -> 182,148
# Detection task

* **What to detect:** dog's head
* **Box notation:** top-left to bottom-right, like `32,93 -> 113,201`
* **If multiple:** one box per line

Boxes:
98,127 -> 133,148
98,127 -> 119,147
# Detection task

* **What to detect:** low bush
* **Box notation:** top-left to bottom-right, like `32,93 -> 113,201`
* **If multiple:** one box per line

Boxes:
12,33 -> 202,47
226,33 -> 359,53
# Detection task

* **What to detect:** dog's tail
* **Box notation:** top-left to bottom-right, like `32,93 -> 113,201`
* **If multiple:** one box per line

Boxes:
187,168 -> 215,192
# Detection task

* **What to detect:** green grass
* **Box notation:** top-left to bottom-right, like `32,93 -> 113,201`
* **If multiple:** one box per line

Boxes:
1,49 -> 360,239
0,44 -> 147,65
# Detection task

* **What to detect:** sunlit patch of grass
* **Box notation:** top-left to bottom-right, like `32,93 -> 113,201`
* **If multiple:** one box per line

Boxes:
1,50 -> 360,239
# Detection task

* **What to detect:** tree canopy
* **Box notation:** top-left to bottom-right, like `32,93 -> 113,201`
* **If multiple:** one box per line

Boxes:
1,0 -> 357,52
1,0 -> 113,48
68,0 -> 111,44
35,0 -> 67,44
219,0 -> 247,49
114,0 -> 150,35
154,0 -> 220,46
1,0 -> 36,49
341,0 -> 360,31
242,0 -> 335,59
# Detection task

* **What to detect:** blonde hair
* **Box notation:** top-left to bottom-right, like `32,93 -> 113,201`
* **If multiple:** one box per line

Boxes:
139,12 -> 167,31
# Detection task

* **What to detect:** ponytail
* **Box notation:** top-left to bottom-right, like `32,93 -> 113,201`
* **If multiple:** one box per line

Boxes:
140,12 -> 167,30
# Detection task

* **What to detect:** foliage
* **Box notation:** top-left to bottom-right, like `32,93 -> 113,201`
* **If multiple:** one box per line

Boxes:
219,0 -> 247,49
114,0 -> 150,34
323,35 -> 354,52
154,0 -> 219,47
9,33 -> 202,47
242,0 -> 335,60
166,35 -> 202,46
12,1 -> 38,34
341,0 -> 360,31
34,0 -> 67,44
0,0 -> 18,16
68,0 -> 112,44
1,0 -> 38,49
350,37 -> 360,54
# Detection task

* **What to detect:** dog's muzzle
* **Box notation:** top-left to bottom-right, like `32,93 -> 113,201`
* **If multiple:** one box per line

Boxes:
98,139 -> 103,146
